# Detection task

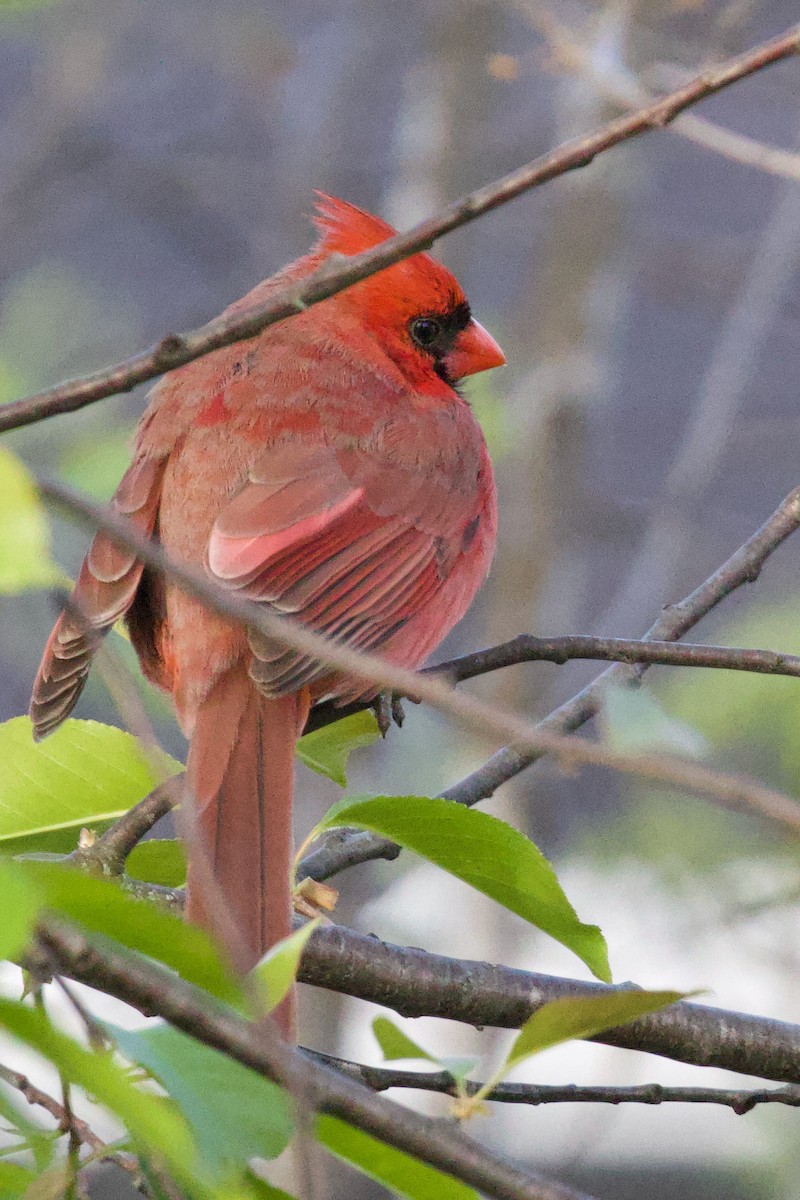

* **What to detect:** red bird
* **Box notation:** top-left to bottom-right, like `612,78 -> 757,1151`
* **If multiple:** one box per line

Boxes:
30,196 -> 504,1024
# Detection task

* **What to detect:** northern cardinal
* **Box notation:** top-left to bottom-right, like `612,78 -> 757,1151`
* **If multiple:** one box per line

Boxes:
30,195 -> 505,1029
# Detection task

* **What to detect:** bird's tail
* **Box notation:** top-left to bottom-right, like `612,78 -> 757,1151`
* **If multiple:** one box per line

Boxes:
185,663 -> 306,1036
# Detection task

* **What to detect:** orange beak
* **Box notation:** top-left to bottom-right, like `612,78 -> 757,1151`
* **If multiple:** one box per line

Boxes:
446,318 -> 506,381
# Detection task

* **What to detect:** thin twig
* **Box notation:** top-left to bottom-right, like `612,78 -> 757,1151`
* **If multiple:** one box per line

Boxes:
522,3 -> 800,182
1,25 -> 798,435
55,977 -> 110,1054
60,1074 -> 81,1200
308,1051 -> 800,1113
0,1062 -> 139,1178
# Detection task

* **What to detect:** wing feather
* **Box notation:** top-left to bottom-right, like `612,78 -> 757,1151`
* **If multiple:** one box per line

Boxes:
207,441 -> 465,699
30,455 -> 166,739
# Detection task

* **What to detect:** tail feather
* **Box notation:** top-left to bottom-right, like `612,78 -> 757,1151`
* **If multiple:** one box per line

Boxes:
185,664 -> 306,1035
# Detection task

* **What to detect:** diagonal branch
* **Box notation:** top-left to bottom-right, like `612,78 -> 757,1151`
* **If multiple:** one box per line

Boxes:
304,485 -> 800,880
0,25 -> 797,435
41,478 -> 800,839
70,777 -> 183,878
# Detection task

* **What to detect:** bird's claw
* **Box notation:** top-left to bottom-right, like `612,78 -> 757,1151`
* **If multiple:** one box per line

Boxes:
373,691 -> 405,736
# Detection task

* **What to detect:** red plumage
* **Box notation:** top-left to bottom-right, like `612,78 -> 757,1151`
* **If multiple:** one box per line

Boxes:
30,196 -> 505,1037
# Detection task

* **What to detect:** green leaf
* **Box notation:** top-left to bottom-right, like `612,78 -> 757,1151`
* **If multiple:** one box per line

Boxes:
317,795 -> 611,982
372,1016 -> 438,1066
372,1017 -> 476,1090
506,989 -> 684,1070
0,999 -> 195,1184
296,712 -> 381,786
0,447 -> 61,593
603,685 -> 707,759
251,920 -> 320,1013
0,859 -> 42,960
244,1179 -> 296,1200
21,861 -> 241,1006
462,988 -> 686,1113
110,1023 -> 294,1174
126,839 -> 186,888
317,1115 -> 479,1200
0,718 -> 183,854
0,1162 -> 36,1196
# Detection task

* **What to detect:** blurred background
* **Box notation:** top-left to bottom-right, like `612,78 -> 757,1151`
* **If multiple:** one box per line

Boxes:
2,0 -> 800,1195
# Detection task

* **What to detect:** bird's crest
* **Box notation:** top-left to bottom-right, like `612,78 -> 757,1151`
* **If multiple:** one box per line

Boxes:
312,193 -> 397,256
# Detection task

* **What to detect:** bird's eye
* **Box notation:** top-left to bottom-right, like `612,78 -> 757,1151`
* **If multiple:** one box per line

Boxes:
410,317 -> 443,349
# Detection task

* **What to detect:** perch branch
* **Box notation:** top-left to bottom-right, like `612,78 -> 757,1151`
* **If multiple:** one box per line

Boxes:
89,625 -> 800,880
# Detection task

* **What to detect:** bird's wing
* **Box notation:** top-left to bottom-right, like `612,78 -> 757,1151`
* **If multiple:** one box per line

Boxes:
29,455 -> 166,738
206,438 -> 473,697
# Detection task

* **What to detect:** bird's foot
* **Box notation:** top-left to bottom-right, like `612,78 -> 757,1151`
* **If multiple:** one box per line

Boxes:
373,691 -> 405,736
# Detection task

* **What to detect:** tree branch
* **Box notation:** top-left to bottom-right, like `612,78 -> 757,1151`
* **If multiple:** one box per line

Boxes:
88,626 -> 800,884
42,870 -> 800,1088
522,2 -> 800,182
0,1062 -> 140,1179
308,1051 -> 800,1113
298,922 -> 800,1084
1,25 -> 798,435
70,777 -> 182,879
304,485 -> 800,880
434,634 -> 800,682
307,631 -> 800,732
33,919 -> 596,1200
41,479 -> 800,842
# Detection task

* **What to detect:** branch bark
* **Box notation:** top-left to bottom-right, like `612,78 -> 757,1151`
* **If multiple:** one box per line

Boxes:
306,631 -> 800,732
34,919 -> 596,1200
299,922 -> 800,1084
1,25 -> 797,435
